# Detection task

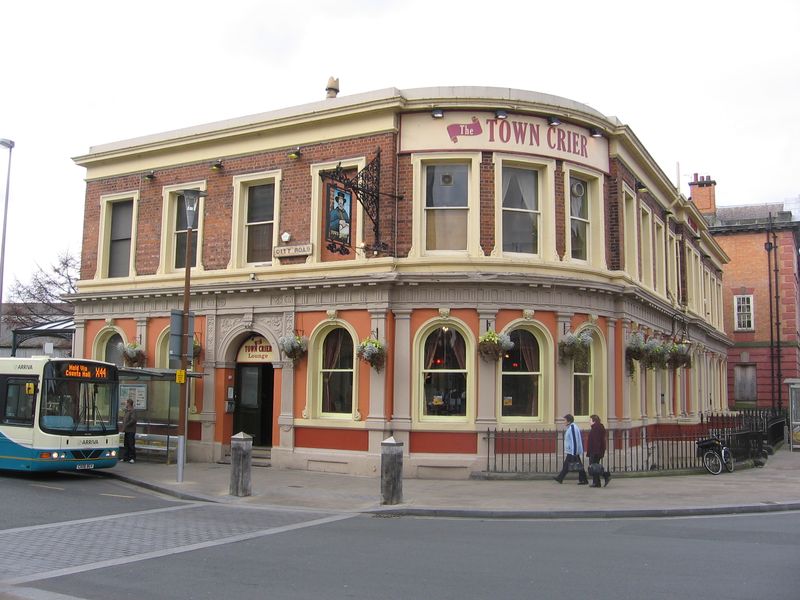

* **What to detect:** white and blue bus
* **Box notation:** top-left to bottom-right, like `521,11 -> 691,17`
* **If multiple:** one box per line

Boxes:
0,357 -> 120,472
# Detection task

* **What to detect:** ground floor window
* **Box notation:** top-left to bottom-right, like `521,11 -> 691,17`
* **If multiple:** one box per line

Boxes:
501,329 -> 540,417
320,327 -> 354,415
422,326 -> 467,417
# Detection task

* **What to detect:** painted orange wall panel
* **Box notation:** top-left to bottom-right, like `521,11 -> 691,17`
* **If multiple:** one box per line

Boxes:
295,427 -> 368,451
410,432 -> 477,454
272,366 -> 282,446
214,367 -> 235,444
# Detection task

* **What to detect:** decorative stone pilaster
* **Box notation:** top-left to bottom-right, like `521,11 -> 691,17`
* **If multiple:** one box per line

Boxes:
555,312 -> 574,419
606,318 -> 617,423
277,360 -> 295,449
72,319 -> 86,359
391,310 -> 412,431
476,310 -> 498,426
619,318 -> 632,424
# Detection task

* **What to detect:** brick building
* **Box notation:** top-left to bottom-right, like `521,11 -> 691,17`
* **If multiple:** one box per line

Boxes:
71,86 -> 729,476
699,176 -> 800,410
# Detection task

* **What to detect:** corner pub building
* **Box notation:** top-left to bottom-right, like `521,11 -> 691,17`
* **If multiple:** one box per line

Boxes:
72,85 -> 730,477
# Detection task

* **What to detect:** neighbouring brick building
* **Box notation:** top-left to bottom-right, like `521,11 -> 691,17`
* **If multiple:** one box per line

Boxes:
71,85 -> 730,476
698,176 -> 800,410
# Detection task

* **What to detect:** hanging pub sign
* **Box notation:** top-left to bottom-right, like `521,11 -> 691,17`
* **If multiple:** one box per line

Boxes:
236,335 -> 276,363
325,184 -> 352,254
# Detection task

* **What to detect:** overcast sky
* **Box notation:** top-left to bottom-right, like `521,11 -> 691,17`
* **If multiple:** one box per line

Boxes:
0,0 -> 797,299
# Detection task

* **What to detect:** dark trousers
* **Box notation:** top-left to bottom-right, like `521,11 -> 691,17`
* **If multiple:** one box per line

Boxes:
123,431 -> 136,461
589,454 -> 607,486
555,454 -> 587,483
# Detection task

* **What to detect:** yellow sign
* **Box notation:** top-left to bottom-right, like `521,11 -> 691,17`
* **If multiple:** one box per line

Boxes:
176,369 -> 186,384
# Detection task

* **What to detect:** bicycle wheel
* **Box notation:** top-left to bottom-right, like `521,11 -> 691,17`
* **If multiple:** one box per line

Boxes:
722,446 -> 734,473
703,450 -> 723,475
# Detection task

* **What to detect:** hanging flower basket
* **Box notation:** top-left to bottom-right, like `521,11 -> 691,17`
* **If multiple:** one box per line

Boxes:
625,331 -> 646,376
558,330 -> 592,364
356,336 -> 387,372
666,343 -> 692,369
642,337 -> 669,370
477,330 -> 514,362
192,338 -> 202,358
277,334 -> 308,362
122,342 -> 146,368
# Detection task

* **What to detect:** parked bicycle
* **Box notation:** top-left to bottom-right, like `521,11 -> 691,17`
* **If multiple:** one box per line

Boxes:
696,436 -> 734,475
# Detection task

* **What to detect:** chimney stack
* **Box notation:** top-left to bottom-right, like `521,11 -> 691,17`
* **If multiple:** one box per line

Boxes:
688,173 -> 717,215
325,77 -> 340,99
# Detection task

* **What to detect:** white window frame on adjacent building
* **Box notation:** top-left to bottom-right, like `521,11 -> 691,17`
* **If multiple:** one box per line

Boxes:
639,205 -> 653,289
157,181 -> 207,275
734,294 -> 755,331
563,166 -> 605,269
95,191 -> 139,279
229,170 -> 282,270
492,155 -> 556,261
410,152 -> 482,258
653,218 -> 666,296
623,187 -> 638,280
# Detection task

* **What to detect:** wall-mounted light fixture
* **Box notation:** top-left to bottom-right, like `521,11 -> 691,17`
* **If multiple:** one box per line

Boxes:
280,231 -> 291,243
635,180 -> 648,193
589,127 -> 603,138
144,170 -> 155,180
287,147 -> 302,160
431,108 -> 444,119
210,159 -> 223,171
249,273 -> 257,281
495,110 -> 508,120
547,116 -> 562,126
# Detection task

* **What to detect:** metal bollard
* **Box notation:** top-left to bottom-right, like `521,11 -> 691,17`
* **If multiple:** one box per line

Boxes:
229,432 -> 253,497
381,436 -> 403,505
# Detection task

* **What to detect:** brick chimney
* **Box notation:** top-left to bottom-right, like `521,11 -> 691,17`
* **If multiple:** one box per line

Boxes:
688,173 -> 717,215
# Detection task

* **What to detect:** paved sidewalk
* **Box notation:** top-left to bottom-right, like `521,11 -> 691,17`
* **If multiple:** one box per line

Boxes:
100,445 -> 800,519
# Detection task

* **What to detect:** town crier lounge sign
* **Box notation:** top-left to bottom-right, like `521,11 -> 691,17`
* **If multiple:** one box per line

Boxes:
236,335 -> 276,363
400,111 -> 609,173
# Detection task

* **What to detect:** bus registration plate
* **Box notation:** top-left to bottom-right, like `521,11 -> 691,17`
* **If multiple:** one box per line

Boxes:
76,464 -> 95,470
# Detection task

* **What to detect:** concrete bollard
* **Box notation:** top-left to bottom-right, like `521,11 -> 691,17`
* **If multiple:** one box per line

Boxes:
381,436 -> 403,505
229,431 -> 253,497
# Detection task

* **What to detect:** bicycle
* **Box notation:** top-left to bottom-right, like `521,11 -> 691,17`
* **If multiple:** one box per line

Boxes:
696,436 -> 734,475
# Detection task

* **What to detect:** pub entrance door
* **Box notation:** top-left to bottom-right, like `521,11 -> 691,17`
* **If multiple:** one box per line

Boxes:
233,363 -> 274,447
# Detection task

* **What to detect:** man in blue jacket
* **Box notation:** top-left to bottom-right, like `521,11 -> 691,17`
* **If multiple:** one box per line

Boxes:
553,413 -> 588,484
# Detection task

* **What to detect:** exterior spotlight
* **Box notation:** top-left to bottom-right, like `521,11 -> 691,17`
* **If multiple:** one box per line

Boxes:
287,147 -> 302,160
144,170 -> 155,180
211,160 -> 223,171
547,116 -> 562,126
280,231 -> 291,243
589,127 -> 603,138
495,110 -> 508,120
431,108 -> 444,119
635,181 -> 648,193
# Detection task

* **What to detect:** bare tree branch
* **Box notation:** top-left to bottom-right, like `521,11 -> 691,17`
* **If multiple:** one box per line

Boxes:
4,250 -> 78,329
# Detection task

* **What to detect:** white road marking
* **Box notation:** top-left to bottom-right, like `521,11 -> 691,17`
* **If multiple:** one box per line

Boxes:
28,484 -> 64,491
98,493 -> 136,499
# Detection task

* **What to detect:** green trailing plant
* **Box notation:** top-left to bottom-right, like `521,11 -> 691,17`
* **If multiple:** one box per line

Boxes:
357,336 -> 386,372
642,337 -> 669,370
277,334 -> 308,362
477,330 -> 514,361
558,330 -> 592,364
625,331 -> 646,376
666,342 -> 692,369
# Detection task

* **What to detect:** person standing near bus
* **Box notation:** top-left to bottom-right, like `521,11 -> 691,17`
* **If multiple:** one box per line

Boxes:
122,399 -> 137,463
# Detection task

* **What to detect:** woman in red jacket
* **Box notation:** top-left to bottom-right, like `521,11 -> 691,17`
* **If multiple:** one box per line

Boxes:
587,414 -> 611,488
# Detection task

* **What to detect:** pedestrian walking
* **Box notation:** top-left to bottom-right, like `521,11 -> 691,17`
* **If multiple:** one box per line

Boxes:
587,414 -> 611,487
122,398 -> 137,463
553,414 -> 588,485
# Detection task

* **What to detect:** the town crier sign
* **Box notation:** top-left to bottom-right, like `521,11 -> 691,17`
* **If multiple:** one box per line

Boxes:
400,111 -> 609,173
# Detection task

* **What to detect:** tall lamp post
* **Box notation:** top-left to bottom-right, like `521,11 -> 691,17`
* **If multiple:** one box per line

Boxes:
176,188 -> 205,483
0,138 -> 14,324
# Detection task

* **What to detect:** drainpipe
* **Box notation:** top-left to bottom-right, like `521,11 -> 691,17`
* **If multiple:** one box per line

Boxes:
772,225 -> 782,412
765,218 -> 775,410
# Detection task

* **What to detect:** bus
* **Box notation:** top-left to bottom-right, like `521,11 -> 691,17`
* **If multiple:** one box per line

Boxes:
0,357 -> 120,472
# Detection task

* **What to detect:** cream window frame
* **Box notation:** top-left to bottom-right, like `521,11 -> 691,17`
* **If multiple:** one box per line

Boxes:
410,152 -> 482,258
654,218 -> 666,296
622,186 -> 638,280
563,166 -> 605,269
157,181 -> 207,275
667,232 -> 679,304
229,170 -> 282,270
570,326 -> 607,424
492,155 -> 557,261
639,205 -> 653,289
95,191 -> 139,280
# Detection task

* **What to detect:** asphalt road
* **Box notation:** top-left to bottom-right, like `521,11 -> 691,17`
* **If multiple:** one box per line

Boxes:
2,472 -> 799,600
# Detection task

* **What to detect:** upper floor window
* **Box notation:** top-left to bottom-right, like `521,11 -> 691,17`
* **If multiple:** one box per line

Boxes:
158,182 -> 205,275
96,191 -> 138,279
502,167 -> 539,254
246,184 -> 275,263
422,327 -> 467,417
501,329 -> 540,418
174,193 -> 198,269
230,171 -> 281,269
734,295 -> 754,331
320,328 -> 354,416
425,164 -> 468,251
569,177 -> 589,260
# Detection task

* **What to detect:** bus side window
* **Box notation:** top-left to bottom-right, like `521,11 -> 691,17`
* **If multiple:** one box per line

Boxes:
4,379 -> 35,426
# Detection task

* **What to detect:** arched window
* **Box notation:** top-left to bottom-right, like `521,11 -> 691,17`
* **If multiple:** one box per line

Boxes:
422,327 -> 467,417
320,328 -> 354,415
501,329 -> 540,417
105,333 -> 124,367
573,334 -> 592,417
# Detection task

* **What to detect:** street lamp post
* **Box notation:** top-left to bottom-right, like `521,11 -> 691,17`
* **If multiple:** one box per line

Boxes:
176,188 -> 205,483
0,138 -> 15,323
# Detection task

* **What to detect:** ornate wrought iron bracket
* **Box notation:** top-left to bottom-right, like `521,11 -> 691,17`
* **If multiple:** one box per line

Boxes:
321,147 -> 400,254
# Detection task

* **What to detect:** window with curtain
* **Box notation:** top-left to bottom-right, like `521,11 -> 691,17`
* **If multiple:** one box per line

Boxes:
570,177 -> 589,260
320,328 -> 354,415
425,164 -> 468,251
573,335 -> 592,417
501,329 -> 540,417
174,194 -> 198,269
502,167 -> 539,254
246,183 -> 274,263
422,327 -> 467,416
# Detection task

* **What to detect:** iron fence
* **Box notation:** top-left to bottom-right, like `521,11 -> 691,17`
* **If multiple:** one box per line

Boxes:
701,408 -> 787,454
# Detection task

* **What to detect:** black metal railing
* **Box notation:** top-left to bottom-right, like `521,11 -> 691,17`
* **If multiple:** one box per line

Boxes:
701,408 -> 787,454
485,428 -> 705,475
